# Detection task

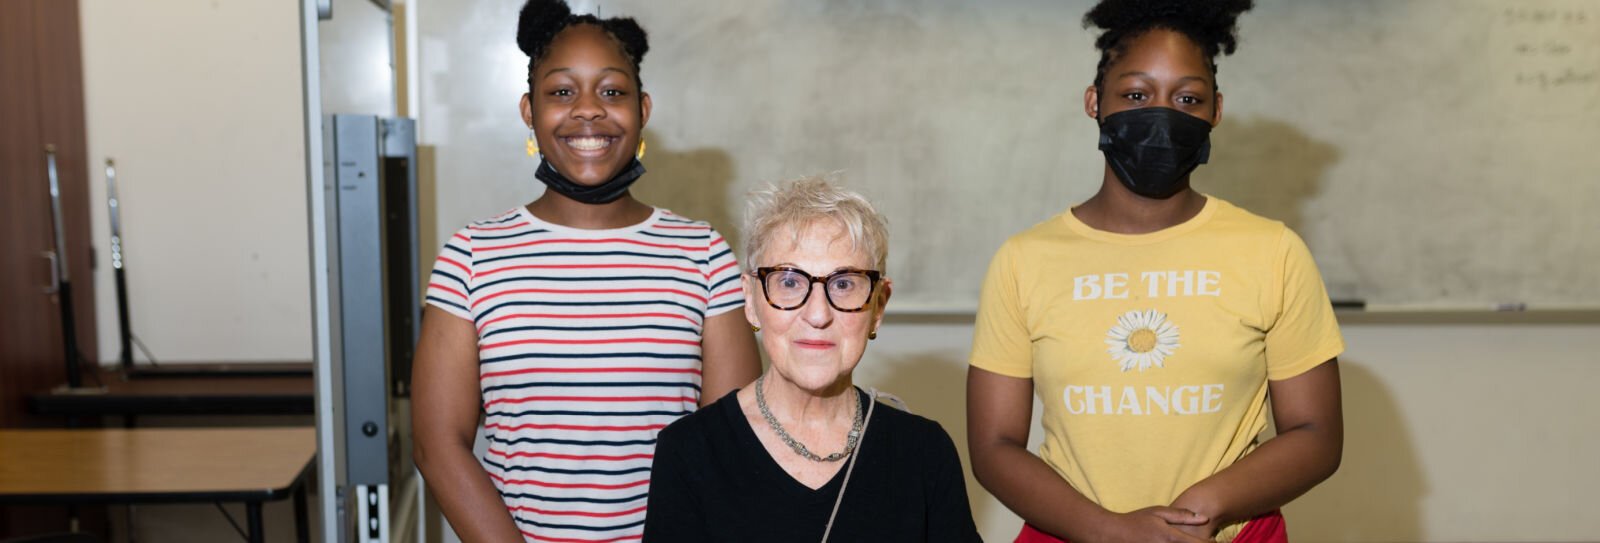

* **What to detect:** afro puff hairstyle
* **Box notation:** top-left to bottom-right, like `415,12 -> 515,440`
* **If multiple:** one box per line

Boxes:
1083,0 -> 1254,90
517,0 -> 650,89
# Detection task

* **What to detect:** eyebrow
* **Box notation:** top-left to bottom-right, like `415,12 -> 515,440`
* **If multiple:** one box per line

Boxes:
765,263 -> 867,274
1114,71 -> 1211,86
540,66 -> 631,80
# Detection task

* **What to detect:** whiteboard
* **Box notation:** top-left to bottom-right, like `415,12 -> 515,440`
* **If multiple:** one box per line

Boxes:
419,0 -> 1600,312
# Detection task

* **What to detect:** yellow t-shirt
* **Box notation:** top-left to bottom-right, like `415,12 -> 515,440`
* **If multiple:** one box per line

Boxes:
970,196 -> 1343,541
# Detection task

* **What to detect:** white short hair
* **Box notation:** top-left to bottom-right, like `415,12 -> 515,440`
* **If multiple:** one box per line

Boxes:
743,175 -> 889,273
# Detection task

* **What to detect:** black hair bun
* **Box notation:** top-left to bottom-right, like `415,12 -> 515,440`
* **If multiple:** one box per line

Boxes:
1084,0 -> 1254,57
600,17 -> 650,70
517,0 -> 574,59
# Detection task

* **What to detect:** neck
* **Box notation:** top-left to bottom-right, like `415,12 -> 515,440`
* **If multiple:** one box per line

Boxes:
760,371 -> 856,430
1073,165 -> 1207,234
527,193 -> 653,230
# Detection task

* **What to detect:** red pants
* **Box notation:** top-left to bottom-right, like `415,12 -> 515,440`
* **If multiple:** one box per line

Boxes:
1015,509 -> 1287,543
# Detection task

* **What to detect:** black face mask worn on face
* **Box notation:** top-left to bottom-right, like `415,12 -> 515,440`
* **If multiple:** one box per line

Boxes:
534,158 -> 647,205
1097,107 -> 1213,199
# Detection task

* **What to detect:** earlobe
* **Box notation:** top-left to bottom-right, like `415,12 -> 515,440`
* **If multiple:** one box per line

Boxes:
519,93 -> 534,128
1211,91 -> 1224,127
639,92 -> 653,127
872,279 -> 893,331
742,274 -> 761,329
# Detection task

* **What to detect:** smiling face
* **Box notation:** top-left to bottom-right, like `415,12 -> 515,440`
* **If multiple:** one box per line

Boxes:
744,220 -> 890,394
1085,27 -> 1222,126
520,24 -> 652,187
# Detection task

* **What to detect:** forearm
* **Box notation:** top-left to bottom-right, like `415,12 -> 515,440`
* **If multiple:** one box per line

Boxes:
1171,423 -> 1341,527
411,307 -> 520,541
1176,361 -> 1344,528
972,440 -> 1113,540
415,440 -> 524,543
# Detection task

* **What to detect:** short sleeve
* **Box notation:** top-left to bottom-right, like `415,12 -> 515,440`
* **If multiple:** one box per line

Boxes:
703,227 -> 745,317
1264,229 -> 1344,380
424,227 -> 474,321
970,240 -> 1033,378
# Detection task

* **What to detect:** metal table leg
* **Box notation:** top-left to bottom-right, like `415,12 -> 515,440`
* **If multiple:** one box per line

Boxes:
247,501 -> 264,543
294,482 -> 310,543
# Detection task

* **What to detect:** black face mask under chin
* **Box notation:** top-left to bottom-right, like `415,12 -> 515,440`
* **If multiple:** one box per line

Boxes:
1097,107 -> 1213,199
534,158 -> 647,205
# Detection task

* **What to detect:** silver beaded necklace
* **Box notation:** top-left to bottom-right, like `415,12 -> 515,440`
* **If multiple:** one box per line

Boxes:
754,373 -> 864,463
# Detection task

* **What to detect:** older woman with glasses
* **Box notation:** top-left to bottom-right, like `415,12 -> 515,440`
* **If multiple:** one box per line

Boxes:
642,178 -> 982,542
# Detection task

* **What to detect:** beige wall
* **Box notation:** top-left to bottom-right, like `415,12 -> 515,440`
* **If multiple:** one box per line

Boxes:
81,0 -> 311,364
1282,320 -> 1600,542
851,318 -> 1600,542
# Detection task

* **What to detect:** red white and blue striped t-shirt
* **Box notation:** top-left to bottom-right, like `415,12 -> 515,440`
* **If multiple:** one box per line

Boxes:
425,206 -> 744,543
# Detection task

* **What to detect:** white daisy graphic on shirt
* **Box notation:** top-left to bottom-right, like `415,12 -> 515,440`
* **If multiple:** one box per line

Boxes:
1105,309 -> 1181,372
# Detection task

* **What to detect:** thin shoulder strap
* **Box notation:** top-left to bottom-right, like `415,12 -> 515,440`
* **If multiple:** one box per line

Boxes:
821,388 -> 875,543
868,387 -> 909,412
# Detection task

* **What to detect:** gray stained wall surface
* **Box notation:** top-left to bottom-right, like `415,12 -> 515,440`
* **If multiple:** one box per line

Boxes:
421,0 -> 1600,310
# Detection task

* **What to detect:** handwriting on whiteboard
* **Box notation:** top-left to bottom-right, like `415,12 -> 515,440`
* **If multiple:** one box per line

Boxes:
1503,8 -> 1589,25
1502,7 -> 1596,92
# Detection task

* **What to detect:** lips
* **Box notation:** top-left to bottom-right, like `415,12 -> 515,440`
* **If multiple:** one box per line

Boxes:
794,339 -> 836,350
559,135 -> 618,157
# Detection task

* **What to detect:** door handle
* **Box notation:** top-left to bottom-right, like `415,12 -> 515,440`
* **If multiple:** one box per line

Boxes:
42,250 -> 60,294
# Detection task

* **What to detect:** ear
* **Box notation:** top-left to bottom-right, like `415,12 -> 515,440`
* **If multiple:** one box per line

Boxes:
1210,91 -> 1224,127
639,91 -> 653,129
519,92 -> 534,129
870,277 -> 893,334
1084,85 -> 1101,121
742,273 -> 761,329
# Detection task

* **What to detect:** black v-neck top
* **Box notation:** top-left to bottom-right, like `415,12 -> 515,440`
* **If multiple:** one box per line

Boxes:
641,388 -> 982,542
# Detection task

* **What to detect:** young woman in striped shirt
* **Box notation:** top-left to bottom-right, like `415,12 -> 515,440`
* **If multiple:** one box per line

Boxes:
411,1 -> 761,541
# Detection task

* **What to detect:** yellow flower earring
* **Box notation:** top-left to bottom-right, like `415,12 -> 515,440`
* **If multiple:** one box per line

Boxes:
635,138 -> 647,160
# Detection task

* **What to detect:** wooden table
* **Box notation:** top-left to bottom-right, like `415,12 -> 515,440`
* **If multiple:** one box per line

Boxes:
0,427 -> 315,542
30,364 -> 315,419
